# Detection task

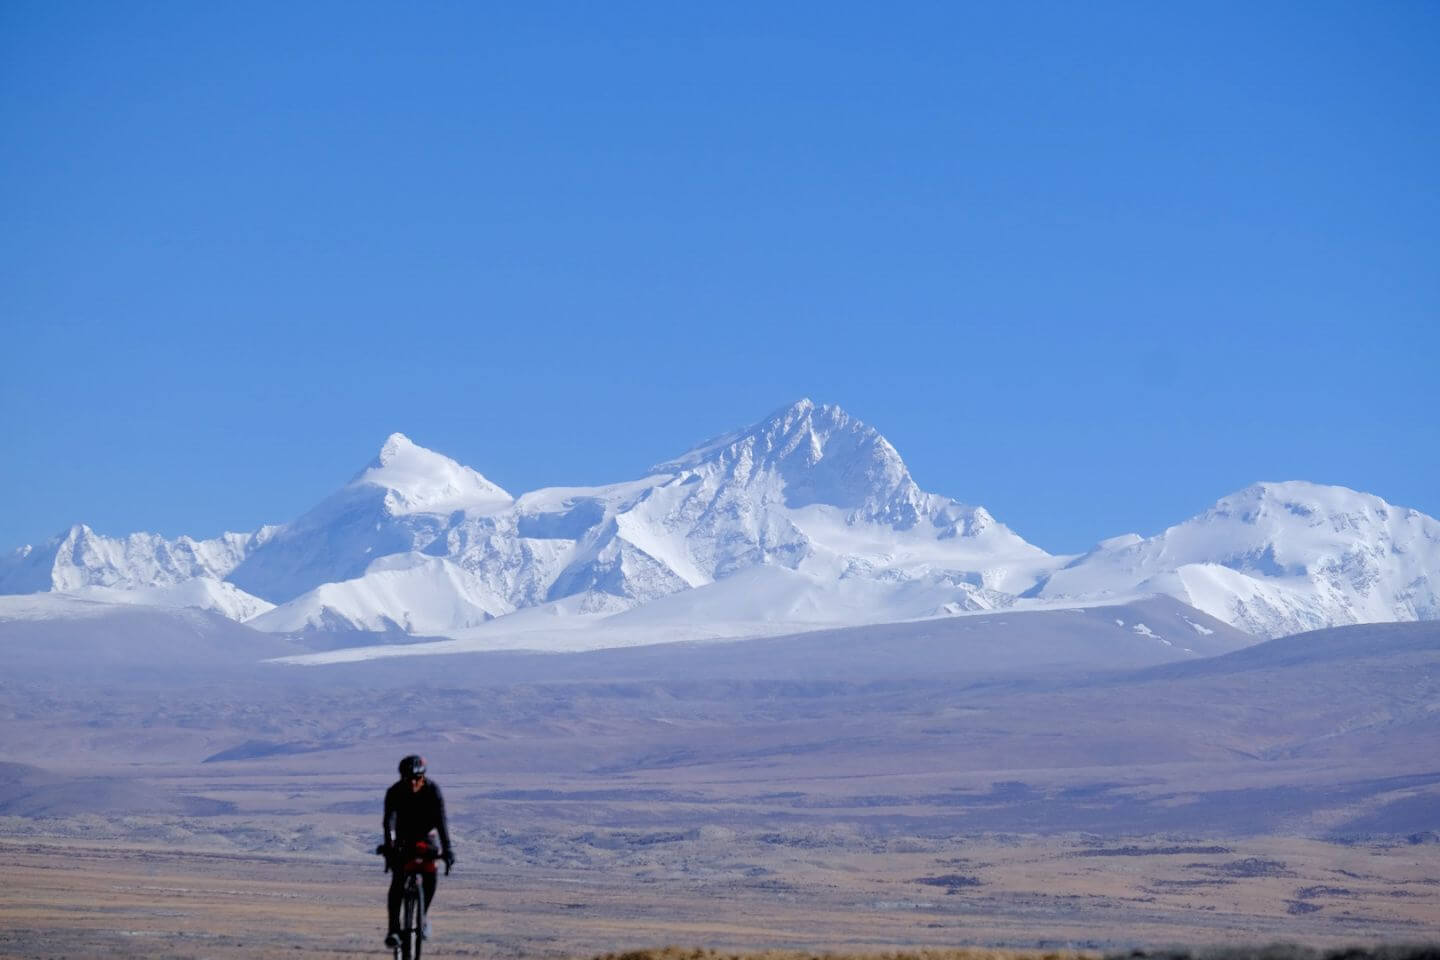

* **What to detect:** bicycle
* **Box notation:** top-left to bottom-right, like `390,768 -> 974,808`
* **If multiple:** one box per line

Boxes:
376,842 -> 445,959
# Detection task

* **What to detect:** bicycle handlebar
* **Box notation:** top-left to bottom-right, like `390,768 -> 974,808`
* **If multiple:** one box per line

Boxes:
376,844 -> 444,857
375,844 -> 450,874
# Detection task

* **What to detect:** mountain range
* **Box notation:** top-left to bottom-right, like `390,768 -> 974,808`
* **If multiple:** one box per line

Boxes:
4,399 -> 1437,649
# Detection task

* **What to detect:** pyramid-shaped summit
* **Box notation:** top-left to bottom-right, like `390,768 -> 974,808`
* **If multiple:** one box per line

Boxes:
655,399 -> 923,523
502,399 -> 1054,612
354,432 -> 513,516
227,433 -> 513,604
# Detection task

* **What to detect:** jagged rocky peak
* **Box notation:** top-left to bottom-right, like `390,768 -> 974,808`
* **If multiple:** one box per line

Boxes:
662,398 -> 880,465
23,523 -> 95,552
351,432 -> 513,516
656,399 -> 925,522
0,521 -> 270,596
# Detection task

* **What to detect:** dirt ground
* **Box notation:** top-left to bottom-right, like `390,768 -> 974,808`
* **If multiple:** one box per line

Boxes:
3,832 -> 1436,959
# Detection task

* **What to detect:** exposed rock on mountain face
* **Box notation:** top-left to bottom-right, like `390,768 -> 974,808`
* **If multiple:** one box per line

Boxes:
3,403 -> 1438,644
0,524 -> 270,593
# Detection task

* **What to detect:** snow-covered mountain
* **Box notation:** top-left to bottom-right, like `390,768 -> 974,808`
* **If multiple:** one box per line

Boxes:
67,578 -> 276,622
1033,481 -> 1440,637
252,400 -> 1054,634
0,523 -> 278,620
226,432 -> 514,605
3,401 -> 1438,646
248,553 -> 506,635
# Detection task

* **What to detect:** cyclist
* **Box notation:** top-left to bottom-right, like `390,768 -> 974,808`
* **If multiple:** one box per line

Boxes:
380,754 -> 455,947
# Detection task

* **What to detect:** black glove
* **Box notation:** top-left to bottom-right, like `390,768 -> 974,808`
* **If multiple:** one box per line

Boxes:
442,849 -> 455,875
375,843 -> 393,872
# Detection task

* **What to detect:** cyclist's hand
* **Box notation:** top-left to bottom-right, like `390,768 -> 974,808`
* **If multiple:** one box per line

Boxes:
442,850 -> 455,875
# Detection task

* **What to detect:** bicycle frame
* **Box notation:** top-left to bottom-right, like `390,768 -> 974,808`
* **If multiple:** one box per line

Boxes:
377,843 -> 441,960
397,870 -> 426,960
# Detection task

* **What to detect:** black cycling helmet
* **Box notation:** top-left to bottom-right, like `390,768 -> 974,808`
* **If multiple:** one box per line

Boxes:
398,754 -> 426,778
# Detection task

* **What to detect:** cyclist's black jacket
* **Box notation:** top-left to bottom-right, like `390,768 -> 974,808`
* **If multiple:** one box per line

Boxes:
383,779 -> 453,855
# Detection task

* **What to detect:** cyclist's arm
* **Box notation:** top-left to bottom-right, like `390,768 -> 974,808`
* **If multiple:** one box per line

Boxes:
433,783 -> 453,857
382,784 -> 397,848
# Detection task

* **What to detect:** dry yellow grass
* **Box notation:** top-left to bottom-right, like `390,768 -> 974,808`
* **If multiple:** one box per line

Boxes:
583,950 -> 1440,960
590,950 -> 1091,960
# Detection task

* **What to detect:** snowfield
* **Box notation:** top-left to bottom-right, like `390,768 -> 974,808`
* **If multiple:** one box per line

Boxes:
3,400 -> 1437,650
1035,481 -> 1440,636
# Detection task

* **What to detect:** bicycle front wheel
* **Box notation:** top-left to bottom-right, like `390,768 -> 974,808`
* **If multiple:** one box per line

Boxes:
401,879 -> 418,960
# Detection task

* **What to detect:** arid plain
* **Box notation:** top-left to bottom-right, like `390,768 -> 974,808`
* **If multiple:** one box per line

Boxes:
2,600 -> 1438,957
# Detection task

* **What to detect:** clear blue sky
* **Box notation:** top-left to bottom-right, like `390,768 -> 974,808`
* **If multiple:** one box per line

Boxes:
3,2 -> 1437,555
